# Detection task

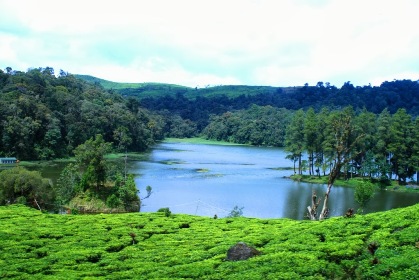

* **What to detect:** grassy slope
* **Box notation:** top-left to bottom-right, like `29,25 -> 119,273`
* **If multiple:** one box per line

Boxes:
75,74 -> 192,93
1,205 -> 418,279
75,74 -> 283,99
74,75 -> 187,90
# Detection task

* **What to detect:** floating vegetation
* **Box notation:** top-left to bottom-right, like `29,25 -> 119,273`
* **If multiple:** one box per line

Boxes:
195,173 -> 224,179
158,160 -> 186,165
268,167 -> 294,170
203,174 -> 224,178
169,167 -> 184,170
195,168 -> 209,173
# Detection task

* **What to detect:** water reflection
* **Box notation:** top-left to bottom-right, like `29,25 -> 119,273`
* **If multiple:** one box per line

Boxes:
134,141 -> 419,219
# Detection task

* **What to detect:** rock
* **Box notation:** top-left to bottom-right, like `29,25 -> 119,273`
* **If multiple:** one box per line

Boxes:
226,242 -> 260,261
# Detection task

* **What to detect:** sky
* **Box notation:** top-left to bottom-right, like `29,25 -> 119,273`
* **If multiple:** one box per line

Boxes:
1,0 -> 419,88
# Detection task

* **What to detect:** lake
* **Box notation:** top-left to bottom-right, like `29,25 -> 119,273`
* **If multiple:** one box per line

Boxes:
133,140 -> 419,219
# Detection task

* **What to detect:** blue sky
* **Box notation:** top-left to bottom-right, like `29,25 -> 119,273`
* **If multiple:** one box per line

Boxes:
1,0 -> 419,88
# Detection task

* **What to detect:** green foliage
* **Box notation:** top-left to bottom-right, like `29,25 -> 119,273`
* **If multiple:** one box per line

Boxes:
55,137 -> 141,213
157,207 -> 172,217
0,204 -> 418,279
354,181 -> 376,210
74,134 -> 111,188
1,69 -> 418,187
388,109 -> 416,184
0,167 -> 54,210
143,185 -> 152,199
82,74 -> 419,118
228,205 -> 244,217
285,109 -> 306,174
0,69 -> 164,160
284,106 -> 418,191
202,105 -> 291,146
75,74 -> 190,93
115,174 -> 140,212
106,194 -> 122,208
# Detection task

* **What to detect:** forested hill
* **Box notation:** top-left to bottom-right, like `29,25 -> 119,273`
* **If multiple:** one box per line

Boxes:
0,68 -> 165,160
76,74 -> 419,116
1,67 -> 418,161
75,74 -> 281,98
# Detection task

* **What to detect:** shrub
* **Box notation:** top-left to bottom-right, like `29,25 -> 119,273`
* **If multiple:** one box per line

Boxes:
157,207 -> 171,217
227,206 -> 244,218
106,194 -> 121,208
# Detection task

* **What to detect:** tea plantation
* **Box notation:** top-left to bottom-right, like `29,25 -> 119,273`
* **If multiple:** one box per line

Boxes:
1,204 -> 418,279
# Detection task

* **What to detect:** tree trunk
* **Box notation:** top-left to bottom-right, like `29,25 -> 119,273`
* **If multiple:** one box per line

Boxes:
298,154 -> 302,175
307,190 -> 320,220
311,152 -> 314,176
34,198 -> 42,211
318,183 -> 331,220
305,112 -> 364,221
318,161 -> 341,220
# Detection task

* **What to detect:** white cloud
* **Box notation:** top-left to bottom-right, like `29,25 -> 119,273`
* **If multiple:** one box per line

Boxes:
1,0 -> 419,86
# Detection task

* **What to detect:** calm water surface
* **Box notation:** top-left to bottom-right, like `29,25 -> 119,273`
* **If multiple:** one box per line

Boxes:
134,141 -> 419,219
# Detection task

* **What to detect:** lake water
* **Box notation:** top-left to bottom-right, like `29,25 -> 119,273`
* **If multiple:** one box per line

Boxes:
133,141 -> 419,219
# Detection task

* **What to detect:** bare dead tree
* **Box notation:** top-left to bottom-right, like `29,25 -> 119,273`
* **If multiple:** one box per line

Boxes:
308,111 -> 364,220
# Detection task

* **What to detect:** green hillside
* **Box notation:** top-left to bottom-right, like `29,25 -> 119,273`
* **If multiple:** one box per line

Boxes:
75,74 -> 193,97
74,74 -> 183,90
1,204 -> 418,279
75,74 -> 286,99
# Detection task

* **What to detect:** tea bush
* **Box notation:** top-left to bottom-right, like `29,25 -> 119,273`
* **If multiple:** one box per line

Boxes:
0,203 -> 418,279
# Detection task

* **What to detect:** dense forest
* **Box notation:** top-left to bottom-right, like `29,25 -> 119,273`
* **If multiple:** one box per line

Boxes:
117,79 -> 419,122
79,74 -> 419,116
3,68 -> 418,162
0,68 -> 163,211
199,106 -> 418,185
1,67 -> 418,211
1,68 -> 419,178
0,67 -> 166,160
79,74 -> 419,132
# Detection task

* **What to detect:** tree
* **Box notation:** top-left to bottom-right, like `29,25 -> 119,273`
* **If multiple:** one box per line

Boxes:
228,206 -> 244,218
57,134 -> 144,212
308,107 -> 364,220
37,116 -> 63,159
113,126 -> 132,152
304,108 -> 318,175
354,108 -> 377,178
374,108 -> 393,179
286,154 -> 298,174
74,134 -> 111,190
285,109 -> 305,174
0,167 -> 54,210
354,181 -> 375,213
114,174 -> 140,211
2,116 -> 40,160
388,109 -> 415,183
55,163 -> 82,205
413,117 -> 419,182
59,69 -> 68,77
315,108 -> 330,176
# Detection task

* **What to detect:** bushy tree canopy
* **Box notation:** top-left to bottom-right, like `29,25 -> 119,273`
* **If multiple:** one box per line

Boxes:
0,167 -> 54,210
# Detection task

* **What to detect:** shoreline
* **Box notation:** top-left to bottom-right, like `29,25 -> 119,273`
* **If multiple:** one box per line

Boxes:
163,137 -> 247,146
289,174 -> 419,193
